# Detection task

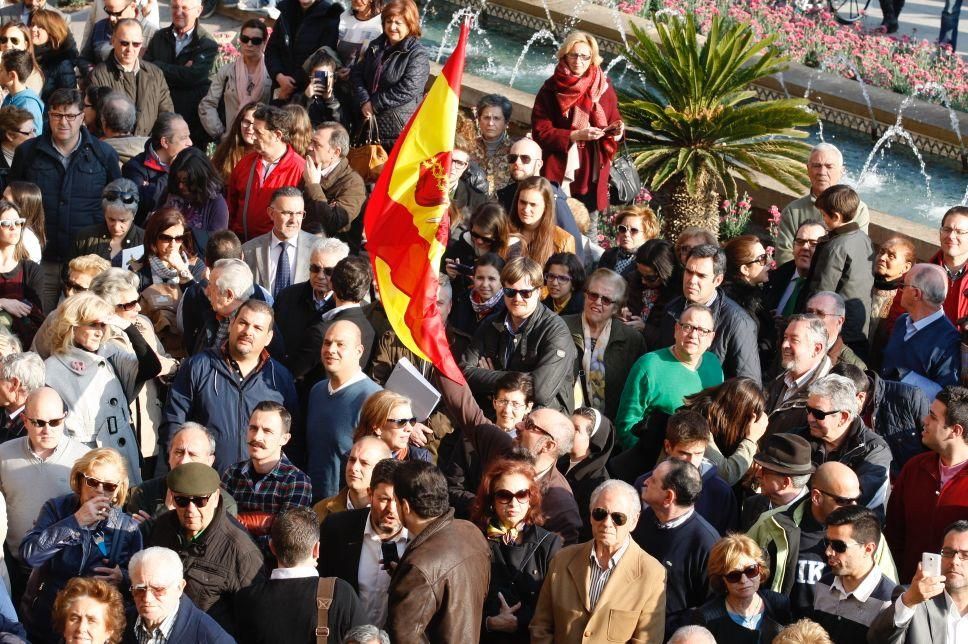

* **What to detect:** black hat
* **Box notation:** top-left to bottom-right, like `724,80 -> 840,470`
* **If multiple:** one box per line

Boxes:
753,433 -> 815,476
166,462 -> 220,496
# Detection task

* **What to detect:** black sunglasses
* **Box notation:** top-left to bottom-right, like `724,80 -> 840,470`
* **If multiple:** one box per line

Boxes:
116,299 -> 139,311
591,507 -> 628,526
173,494 -> 213,508
239,35 -> 265,45
26,414 -> 67,428
723,564 -> 760,583
506,153 -> 532,165
494,489 -> 530,504
0,36 -> 22,45
157,233 -> 187,244
824,538 -> 860,554
815,488 -> 859,507
83,474 -> 120,494
104,190 -> 138,204
745,253 -> 769,266
805,405 -> 843,421
470,230 -> 495,244
309,264 -> 335,276
63,280 -> 88,293
386,417 -> 417,428
585,290 -> 616,306
503,287 -> 536,299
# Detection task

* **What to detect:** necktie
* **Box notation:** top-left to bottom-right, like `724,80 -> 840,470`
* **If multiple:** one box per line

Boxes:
782,277 -> 804,317
274,242 -> 291,298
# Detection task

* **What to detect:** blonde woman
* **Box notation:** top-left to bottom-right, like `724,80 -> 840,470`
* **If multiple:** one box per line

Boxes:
43,292 -> 161,484
21,448 -> 141,643
353,390 -> 432,462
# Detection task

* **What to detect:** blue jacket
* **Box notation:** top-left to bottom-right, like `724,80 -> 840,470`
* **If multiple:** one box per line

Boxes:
122,595 -> 233,644
9,127 -> 121,262
162,347 -> 300,474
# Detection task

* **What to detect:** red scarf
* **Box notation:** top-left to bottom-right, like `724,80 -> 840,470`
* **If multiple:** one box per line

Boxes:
551,60 -> 618,157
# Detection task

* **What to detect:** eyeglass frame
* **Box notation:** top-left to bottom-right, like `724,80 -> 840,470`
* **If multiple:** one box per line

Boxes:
814,488 -> 859,506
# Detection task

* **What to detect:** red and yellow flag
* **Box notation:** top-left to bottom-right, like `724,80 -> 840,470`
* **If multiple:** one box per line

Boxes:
364,21 -> 470,384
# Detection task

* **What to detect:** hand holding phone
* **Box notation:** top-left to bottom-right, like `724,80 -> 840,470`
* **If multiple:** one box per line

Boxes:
381,541 -> 399,572
922,552 -> 942,578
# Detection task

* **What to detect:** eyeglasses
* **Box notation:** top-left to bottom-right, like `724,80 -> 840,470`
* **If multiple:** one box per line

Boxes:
617,225 -> 641,235
118,39 -> 143,48
172,494 -> 213,508
157,233 -> 187,244
941,226 -> 968,236
49,112 -> 83,122
63,280 -> 87,293
239,35 -> 265,45
386,417 -> 417,428
130,582 -> 174,597
25,414 -> 67,428
521,416 -> 554,440
804,308 -> 841,320
451,158 -> 469,169
591,507 -> 628,526
677,321 -> 714,337
116,299 -> 139,311
896,283 -> 920,292
0,218 -> 25,230
270,207 -> 305,218
83,474 -> 120,494
941,547 -> 968,561
104,4 -> 131,17
805,405 -> 843,421
824,538 -> 861,554
309,264 -> 335,276
503,287 -> 536,300
565,53 -> 592,62
794,237 -> 820,248
544,273 -> 572,284
506,154 -> 532,165
723,564 -> 760,583
0,36 -> 22,46
494,488 -> 530,504
104,190 -> 138,204
14,127 -> 35,137
470,230 -> 495,244
585,290 -> 616,306
494,398 -> 526,409
814,488 -> 859,506
745,254 -> 769,266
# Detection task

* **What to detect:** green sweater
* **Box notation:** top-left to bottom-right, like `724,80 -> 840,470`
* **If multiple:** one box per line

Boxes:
615,347 -> 724,448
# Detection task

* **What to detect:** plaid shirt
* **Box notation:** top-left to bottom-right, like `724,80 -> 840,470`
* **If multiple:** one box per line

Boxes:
221,454 -> 313,550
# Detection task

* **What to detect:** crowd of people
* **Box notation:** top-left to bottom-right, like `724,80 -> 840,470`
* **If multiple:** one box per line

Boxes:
0,0 -> 959,641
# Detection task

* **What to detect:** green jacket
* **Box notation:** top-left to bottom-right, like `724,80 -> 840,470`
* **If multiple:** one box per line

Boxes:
747,495 -> 898,594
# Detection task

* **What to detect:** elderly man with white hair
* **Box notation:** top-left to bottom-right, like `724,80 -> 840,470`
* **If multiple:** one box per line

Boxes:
668,625 -> 716,644
881,263 -> 961,395
775,143 -> 870,264
0,352 -> 44,443
124,546 -> 233,642
792,374 -> 893,520
183,257 -> 256,355
530,479 -> 667,643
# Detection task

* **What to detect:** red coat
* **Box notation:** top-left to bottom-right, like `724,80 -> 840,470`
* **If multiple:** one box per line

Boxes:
931,250 -> 968,327
227,146 -> 306,241
531,76 -> 620,213
885,450 -> 968,582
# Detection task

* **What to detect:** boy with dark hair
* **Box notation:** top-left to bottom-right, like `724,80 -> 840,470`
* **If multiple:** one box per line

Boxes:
0,50 -> 41,133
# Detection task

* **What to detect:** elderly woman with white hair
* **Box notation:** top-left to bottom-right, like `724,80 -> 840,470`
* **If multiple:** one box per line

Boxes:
43,292 -> 162,483
89,268 -> 178,469
71,179 -> 145,268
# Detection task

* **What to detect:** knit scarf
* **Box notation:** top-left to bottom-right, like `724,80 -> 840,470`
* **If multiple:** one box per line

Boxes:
148,255 -> 181,284
873,274 -> 903,291
471,289 -> 504,315
234,56 -> 267,108
551,60 -> 617,158
486,519 -> 522,545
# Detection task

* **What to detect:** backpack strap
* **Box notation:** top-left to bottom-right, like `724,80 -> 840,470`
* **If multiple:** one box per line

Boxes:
315,576 -> 336,642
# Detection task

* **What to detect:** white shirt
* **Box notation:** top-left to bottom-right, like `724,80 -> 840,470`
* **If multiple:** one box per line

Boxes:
893,591 -> 968,643
321,302 -> 362,323
270,565 -> 318,580
269,233 -> 297,291
357,511 -> 408,626
173,26 -> 195,57
328,370 -> 368,395
904,308 -> 946,341
781,360 -> 823,401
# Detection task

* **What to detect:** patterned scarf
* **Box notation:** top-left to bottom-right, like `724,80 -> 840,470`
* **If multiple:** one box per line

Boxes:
551,60 -> 618,158
471,289 -> 504,315
486,519 -> 522,545
148,255 -> 181,285
234,56 -> 267,108
582,316 -> 612,411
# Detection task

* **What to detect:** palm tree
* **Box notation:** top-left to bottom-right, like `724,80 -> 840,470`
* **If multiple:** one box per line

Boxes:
621,14 -> 814,240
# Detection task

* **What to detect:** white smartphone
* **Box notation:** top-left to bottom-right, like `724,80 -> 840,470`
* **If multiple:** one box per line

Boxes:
922,552 -> 942,578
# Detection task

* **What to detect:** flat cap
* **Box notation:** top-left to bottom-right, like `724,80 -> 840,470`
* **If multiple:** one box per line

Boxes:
166,462 -> 220,496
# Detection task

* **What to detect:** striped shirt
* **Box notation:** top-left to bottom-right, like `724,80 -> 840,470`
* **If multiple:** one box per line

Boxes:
588,538 -> 631,610
134,608 -> 178,644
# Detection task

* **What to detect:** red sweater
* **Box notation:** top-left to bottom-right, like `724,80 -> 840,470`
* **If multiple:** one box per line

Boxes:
885,450 -> 968,582
931,250 -> 968,327
227,146 -> 306,241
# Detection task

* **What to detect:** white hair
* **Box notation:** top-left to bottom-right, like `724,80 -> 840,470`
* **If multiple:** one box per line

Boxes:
808,291 -> 846,316
808,374 -> 859,417
212,258 -> 255,300
310,237 -> 350,261
589,479 -> 640,519
909,263 -> 948,307
668,625 -> 716,644
0,352 -> 45,392
129,546 -> 184,583
89,268 -> 140,306
810,142 -> 843,166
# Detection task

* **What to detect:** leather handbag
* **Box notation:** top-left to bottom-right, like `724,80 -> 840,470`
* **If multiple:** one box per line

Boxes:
348,116 -> 388,183
609,143 -> 641,207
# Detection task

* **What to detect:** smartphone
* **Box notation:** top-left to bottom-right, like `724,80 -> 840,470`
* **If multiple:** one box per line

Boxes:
381,541 -> 399,570
455,263 -> 474,276
923,552 -> 942,577
603,122 -> 621,135
314,70 -> 330,86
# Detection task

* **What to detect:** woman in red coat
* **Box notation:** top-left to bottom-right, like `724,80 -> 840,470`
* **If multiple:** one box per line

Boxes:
531,31 -> 623,214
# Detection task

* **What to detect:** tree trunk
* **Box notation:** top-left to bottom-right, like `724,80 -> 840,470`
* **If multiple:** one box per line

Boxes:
654,176 -> 720,243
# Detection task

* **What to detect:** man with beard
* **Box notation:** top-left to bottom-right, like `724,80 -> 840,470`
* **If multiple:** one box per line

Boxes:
765,314 -> 832,435
318,459 -> 405,626
221,401 -> 312,558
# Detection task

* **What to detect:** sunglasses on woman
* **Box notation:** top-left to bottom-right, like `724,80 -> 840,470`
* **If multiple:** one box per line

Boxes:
494,489 -> 530,504
590,507 -> 628,526
0,218 -> 25,230
173,494 -> 213,508
116,299 -> 139,311
0,36 -> 22,46
470,230 -> 495,244
83,474 -> 120,494
723,564 -> 760,583
239,35 -> 265,45
157,233 -> 187,244
745,253 -> 769,266
386,417 -> 417,428
104,190 -> 138,204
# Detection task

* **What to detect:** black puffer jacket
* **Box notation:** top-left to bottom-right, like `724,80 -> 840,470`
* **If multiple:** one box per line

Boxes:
34,36 -> 79,102
265,0 -> 343,92
148,498 -> 265,635
863,370 -> 930,476
461,300 -> 577,413
350,34 -> 429,149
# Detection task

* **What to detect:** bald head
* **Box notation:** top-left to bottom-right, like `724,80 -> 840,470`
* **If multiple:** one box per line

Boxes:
327,319 -> 362,345
508,137 -> 544,181
353,435 -> 392,461
25,386 -> 65,418
530,408 -> 575,456
321,320 -> 365,378
24,386 -> 67,453
810,461 -> 861,522
345,436 -> 393,493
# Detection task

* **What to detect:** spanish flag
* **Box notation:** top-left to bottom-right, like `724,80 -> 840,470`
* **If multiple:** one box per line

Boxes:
364,20 -> 469,385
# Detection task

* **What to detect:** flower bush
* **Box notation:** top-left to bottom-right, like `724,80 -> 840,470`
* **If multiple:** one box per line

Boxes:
611,0 -> 968,112
718,193 -> 753,242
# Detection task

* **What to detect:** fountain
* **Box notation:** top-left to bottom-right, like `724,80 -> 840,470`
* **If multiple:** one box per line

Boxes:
509,29 -> 560,88
819,55 -> 879,142
435,7 -> 497,75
